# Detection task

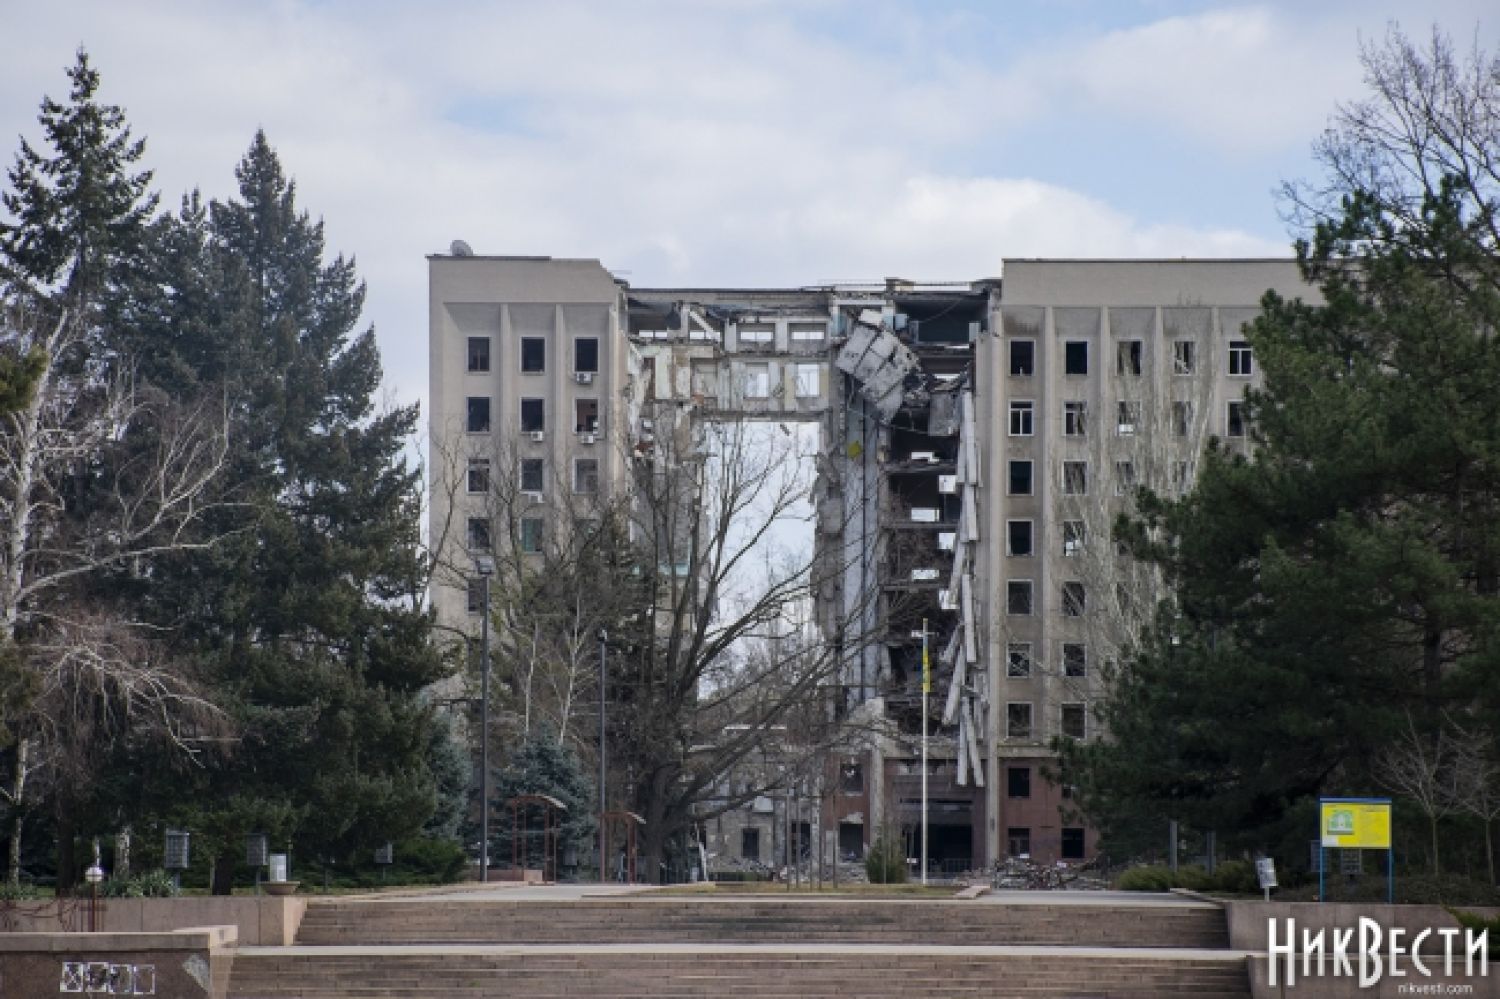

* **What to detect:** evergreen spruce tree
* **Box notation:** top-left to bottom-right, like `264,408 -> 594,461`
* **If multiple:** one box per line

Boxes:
119,134 -> 448,890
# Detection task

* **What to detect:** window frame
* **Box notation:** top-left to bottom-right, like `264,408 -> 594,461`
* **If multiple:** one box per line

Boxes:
1062,581 -> 1086,617
1006,642 -> 1032,678
573,457 -> 600,494
1116,339 -> 1143,376
1008,459 -> 1033,496
1061,702 -> 1088,740
1063,340 -> 1089,376
1228,339 -> 1254,376
1227,400 -> 1247,438
520,398 -> 545,433
1063,400 -> 1087,438
519,458 -> 545,494
1006,702 -> 1034,740
467,457 -> 490,494
1006,519 -> 1034,558
520,336 -> 547,374
1009,339 -> 1035,376
1062,460 -> 1088,496
1062,642 -> 1087,678
467,336 -> 491,373
1006,580 -> 1034,616
1008,400 -> 1035,436
1062,520 -> 1085,557
574,336 -> 600,374
1173,339 -> 1195,375
466,396 -> 491,433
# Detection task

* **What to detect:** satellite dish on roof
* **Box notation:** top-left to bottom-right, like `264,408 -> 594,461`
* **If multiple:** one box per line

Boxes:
450,240 -> 473,257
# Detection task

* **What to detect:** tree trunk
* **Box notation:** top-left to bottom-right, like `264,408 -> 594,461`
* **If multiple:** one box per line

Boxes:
56,814 -> 76,896
1485,819 -> 1495,887
6,738 -> 27,886
211,854 -> 235,895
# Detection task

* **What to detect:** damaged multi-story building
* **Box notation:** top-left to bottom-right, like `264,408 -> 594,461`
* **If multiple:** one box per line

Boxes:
428,250 -> 1310,870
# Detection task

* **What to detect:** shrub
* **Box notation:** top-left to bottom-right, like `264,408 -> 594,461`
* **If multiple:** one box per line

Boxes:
865,831 -> 908,884
394,837 -> 466,884
0,880 -> 38,901
1448,908 -> 1500,936
135,870 -> 179,897
1116,864 -> 1176,891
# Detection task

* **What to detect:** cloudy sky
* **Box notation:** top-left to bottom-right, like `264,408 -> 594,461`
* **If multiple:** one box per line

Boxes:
3,1 -> 1494,418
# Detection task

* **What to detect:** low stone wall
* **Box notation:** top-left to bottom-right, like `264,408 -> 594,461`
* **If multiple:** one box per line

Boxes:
0,925 -> 235,998
0,896 -> 304,946
1225,900 -> 1500,999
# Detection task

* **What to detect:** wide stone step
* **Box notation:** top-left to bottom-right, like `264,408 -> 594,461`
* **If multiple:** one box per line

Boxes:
292,897 -> 1229,949
228,945 -> 1251,998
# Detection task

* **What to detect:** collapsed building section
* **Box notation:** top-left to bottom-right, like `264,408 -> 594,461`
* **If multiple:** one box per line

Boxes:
429,253 -> 1314,875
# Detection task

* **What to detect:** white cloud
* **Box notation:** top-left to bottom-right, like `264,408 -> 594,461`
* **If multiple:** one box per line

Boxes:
1,0 -> 1353,423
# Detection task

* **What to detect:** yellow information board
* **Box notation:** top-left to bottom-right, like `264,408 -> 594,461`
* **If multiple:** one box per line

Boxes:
1320,800 -> 1391,849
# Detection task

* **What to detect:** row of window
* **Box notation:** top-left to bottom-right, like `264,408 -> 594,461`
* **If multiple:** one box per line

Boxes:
1007,459 -> 1154,501
1007,399 -> 1247,437
740,362 -> 821,400
466,457 -> 600,500
1004,579 -> 1086,617
1003,702 -> 1087,741
1007,825 -> 1087,861
468,336 -> 600,374
1006,641 -> 1091,678
1008,338 -> 1253,378
466,397 -> 601,434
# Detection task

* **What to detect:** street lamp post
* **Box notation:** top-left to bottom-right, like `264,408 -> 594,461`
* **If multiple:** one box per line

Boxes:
597,627 -> 608,883
474,554 -> 495,883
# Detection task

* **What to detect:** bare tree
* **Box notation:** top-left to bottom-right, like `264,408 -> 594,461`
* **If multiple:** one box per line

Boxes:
1377,712 -> 1456,876
1445,716 -> 1500,885
0,295 -> 229,883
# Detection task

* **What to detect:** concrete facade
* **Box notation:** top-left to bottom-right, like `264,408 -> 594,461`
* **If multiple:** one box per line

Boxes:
428,253 -> 1316,871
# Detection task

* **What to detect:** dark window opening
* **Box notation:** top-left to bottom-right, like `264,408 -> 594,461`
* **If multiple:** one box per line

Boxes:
1008,460 -> 1032,495
468,336 -> 490,372
520,458 -> 544,493
1007,827 -> 1031,857
575,337 -> 599,373
521,337 -> 546,373
1064,341 -> 1088,375
1061,828 -> 1086,860
741,827 -> 761,861
575,398 -> 600,433
1010,340 -> 1034,376
1007,766 -> 1031,799
521,398 -> 545,432
466,397 -> 491,433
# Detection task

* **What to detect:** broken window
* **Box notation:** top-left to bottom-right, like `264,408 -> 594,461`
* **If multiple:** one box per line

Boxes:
741,827 -> 761,861
1115,460 -> 1136,496
1116,339 -> 1142,376
1173,339 -> 1195,375
1229,339 -> 1254,376
1116,400 -> 1140,435
1063,643 -> 1087,677
520,517 -> 544,554
1062,461 -> 1088,496
1007,643 -> 1032,678
467,516 -> 492,551
794,363 -> 820,398
1172,400 -> 1193,437
839,762 -> 864,793
1007,827 -> 1032,857
575,336 -> 599,373
467,458 -> 490,493
1009,340 -> 1034,376
1061,828 -> 1086,860
1062,581 -> 1086,617
521,337 -> 546,373
1062,520 -> 1085,556
521,398 -> 545,433
574,458 -> 599,494
1006,580 -> 1033,616
1008,400 -> 1034,436
1008,460 -> 1032,496
1061,703 -> 1087,740
1007,766 -> 1031,798
742,362 -> 770,399
1227,400 -> 1246,437
739,323 -> 774,346
520,458 -> 544,494
1064,341 -> 1088,375
1063,400 -> 1086,437
575,398 -> 599,433
1007,520 -> 1033,557
1006,703 -> 1033,740
790,322 -> 825,342
468,336 -> 490,372
466,396 -> 491,433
